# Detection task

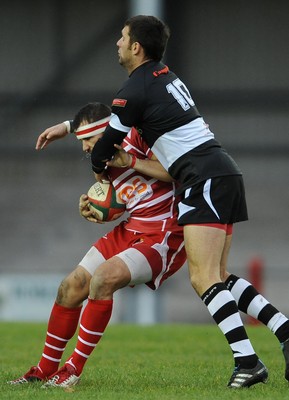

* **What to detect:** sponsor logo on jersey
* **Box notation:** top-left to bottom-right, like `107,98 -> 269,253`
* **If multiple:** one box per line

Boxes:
112,98 -> 127,107
153,65 -> 169,77
118,176 -> 151,207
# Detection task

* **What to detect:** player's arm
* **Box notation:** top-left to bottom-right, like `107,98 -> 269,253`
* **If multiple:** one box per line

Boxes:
35,120 -> 72,150
91,90 -> 143,178
91,124 -> 128,179
141,153 -> 174,182
107,144 -> 174,182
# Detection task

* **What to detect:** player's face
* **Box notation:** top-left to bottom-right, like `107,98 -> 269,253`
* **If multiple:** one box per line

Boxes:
116,26 -> 133,70
81,134 -> 103,154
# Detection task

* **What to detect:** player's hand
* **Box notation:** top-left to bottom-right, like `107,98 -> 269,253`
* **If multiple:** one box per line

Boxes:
93,171 -> 109,183
106,144 -> 132,168
35,122 -> 69,150
79,194 -> 105,224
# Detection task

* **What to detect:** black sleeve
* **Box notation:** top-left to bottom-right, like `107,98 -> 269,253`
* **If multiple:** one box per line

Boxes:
91,126 -> 127,173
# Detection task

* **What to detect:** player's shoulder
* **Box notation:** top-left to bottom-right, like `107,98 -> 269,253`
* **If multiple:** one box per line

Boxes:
115,73 -> 144,104
126,128 -> 150,156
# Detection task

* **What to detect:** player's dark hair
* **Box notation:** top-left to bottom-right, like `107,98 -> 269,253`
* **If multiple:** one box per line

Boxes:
72,102 -> 111,130
124,15 -> 170,61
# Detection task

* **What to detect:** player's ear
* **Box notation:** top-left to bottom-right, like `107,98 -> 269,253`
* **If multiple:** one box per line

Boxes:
132,41 -> 142,55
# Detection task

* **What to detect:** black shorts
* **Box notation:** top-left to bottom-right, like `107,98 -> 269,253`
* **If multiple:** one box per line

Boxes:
177,175 -> 248,226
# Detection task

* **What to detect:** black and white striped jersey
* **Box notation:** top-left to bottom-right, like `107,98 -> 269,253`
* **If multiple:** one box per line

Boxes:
91,60 -> 241,194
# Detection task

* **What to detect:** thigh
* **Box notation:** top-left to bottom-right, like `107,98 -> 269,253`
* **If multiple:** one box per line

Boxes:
79,246 -> 106,276
118,229 -> 186,290
184,224 -> 226,295
93,222 -> 186,290
89,255 -> 132,299
220,234 -> 232,281
79,222 -> 140,275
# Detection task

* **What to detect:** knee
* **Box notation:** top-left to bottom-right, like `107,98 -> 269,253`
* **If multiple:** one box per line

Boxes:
56,268 -> 90,307
189,274 -> 201,294
89,258 -> 131,300
220,269 -> 230,282
187,262 -> 201,288
89,267 -> 125,300
89,269 -> 113,299
187,263 -> 218,297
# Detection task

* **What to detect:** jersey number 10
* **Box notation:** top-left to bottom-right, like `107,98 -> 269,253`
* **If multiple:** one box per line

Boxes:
166,78 -> 195,111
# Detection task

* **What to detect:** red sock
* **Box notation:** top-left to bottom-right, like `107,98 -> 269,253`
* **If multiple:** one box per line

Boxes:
65,299 -> 113,375
38,302 -> 82,377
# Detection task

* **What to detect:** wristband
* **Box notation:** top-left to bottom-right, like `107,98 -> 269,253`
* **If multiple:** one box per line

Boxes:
63,120 -> 74,134
130,155 -> 137,168
63,120 -> 71,133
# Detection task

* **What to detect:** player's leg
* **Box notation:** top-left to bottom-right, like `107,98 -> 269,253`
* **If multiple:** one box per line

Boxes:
70,231 -> 145,373
222,264 -> 289,380
184,224 -> 225,294
220,232 -> 289,339
56,265 -> 92,307
8,265 -> 92,384
61,229 -> 146,381
37,266 -> 92,376
9,221 -> 111,385
223,269 -> 289,341
184,224 -> 268,387
42,251 -> 134,388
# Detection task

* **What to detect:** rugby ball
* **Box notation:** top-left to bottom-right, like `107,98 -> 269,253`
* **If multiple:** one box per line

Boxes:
87,181 -> 126,222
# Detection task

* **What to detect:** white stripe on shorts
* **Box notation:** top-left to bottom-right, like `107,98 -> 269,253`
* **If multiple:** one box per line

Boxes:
203,179 -> 220,219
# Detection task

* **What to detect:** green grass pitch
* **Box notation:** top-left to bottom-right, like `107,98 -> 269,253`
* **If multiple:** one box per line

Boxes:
1,322 -> 288,399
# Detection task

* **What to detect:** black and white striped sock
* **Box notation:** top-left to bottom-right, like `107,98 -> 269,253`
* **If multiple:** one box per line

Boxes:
226,274 -> 289,343
201,282 -> 258,368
